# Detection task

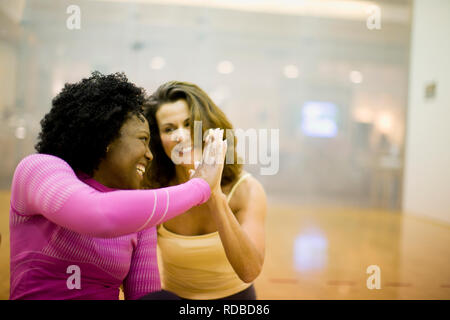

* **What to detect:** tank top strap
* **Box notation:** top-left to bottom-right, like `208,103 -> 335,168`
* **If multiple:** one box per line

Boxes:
226,173 -> 251,203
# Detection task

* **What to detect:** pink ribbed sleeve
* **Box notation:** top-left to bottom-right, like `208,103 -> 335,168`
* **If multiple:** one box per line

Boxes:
122,228 -> 160,300
10,154 -> 210,238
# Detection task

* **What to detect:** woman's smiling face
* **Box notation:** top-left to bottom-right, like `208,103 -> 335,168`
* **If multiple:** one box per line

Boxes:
94,114 -> 153,189
155,99 -> 196,170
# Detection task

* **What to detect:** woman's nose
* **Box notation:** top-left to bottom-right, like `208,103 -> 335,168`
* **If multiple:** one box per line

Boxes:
171,128 -> 189,142
145,145 -> 153,161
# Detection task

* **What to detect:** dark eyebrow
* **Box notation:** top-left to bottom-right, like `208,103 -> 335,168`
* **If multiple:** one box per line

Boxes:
161,119 -> 190,127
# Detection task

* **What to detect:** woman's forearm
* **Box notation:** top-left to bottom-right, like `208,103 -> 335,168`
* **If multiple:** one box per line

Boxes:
207,192 -> 264,283
11,154 -> 211,238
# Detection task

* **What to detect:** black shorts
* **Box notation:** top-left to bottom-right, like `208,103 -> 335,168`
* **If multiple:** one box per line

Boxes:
139,285 -> 257,300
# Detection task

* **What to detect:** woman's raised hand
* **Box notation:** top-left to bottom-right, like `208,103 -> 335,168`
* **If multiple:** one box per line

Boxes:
191,129 -> 227,194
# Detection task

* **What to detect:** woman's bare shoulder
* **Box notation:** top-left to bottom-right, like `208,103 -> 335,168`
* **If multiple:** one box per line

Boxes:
226,171 -> 266,211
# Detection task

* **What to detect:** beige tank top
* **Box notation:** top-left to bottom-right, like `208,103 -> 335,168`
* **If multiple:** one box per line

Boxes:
157,173 -> 252,299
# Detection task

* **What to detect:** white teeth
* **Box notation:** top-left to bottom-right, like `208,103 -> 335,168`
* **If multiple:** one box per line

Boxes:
176,146 -> 192,153
136,165 -> 145,176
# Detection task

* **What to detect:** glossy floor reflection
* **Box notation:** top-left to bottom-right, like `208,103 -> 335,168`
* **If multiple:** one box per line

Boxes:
0,191 -> 449,300
255,204 -> 450,299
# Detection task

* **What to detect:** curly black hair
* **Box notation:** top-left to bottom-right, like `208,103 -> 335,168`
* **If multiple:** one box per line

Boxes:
35,71 -> 147,175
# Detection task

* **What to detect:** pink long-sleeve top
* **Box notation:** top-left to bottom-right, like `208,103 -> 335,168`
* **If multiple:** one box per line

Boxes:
9,153 -> 211,300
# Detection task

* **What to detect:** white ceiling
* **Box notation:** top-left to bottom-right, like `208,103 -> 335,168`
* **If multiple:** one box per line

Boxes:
95,0 -> 411,23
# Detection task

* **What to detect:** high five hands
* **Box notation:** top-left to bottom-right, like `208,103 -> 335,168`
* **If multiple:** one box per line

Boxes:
190,129 -> 227,194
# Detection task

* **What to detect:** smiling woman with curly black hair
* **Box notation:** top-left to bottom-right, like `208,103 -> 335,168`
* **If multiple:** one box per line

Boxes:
36,71 -> 148,182
9,72 -> 227,300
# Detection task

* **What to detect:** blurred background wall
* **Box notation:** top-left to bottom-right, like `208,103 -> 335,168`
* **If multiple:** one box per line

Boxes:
0,0 -> 414,210
403,0 -> 450,224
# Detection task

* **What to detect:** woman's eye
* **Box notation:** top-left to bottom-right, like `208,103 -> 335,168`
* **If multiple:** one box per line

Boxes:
164,128 -> 173,133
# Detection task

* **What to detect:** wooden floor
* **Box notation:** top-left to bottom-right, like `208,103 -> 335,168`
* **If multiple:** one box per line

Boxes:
0,191 -> 449,300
